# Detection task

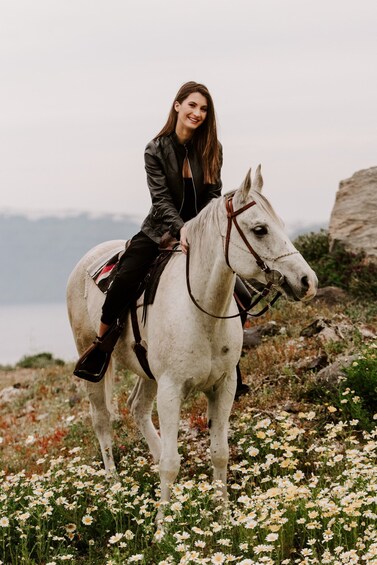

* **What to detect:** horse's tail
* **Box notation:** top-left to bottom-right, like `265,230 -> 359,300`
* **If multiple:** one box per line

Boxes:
126,375 -> 143,415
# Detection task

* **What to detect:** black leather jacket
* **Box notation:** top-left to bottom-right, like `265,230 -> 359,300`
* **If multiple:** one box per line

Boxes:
141,133 -> 223,243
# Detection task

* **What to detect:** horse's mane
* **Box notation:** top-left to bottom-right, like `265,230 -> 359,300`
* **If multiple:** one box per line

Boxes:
185,188 -> 284,245
249,190 -> 285,229
185,195 -> 223,244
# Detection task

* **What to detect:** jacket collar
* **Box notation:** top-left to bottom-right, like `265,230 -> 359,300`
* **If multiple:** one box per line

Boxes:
170,132 -> 194,151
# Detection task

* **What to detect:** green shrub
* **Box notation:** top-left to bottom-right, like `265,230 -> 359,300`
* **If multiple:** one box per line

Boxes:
16,352 -> 65,369
294,229 -> 377,300
303,344 -> 377,431
0,363 -> 14,371
339,345 -> 377,426
293,229 -> 330,260
348,259 -> 377,299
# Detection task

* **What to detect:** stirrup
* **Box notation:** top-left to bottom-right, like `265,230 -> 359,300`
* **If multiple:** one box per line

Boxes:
73,338 -> 111,383
73,319 -> 125,382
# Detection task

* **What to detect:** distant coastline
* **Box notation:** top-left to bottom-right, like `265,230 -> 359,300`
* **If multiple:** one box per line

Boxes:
0,212 -> 140,305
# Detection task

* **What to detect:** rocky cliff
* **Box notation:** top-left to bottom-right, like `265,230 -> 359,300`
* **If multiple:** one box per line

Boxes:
329,167 -> 377,261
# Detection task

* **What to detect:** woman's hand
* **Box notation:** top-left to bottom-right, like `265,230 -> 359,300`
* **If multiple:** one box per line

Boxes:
159,231 -> 178,250
180,225 -> 189,254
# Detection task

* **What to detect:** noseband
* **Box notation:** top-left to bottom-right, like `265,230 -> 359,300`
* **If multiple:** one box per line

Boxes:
186,194 -> 285,320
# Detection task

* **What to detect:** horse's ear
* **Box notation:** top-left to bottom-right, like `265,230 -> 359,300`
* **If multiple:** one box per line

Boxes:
239,168 -> 252,201
252,164 -> 263,192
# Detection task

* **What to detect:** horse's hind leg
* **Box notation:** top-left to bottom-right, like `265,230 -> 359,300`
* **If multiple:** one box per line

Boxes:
206,372 -> 237,498
127,376 -> 161,463
86,360 -> 117,474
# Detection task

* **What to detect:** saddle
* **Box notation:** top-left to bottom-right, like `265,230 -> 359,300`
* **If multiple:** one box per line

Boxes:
89,242 -> 175,314
79,242 -> 177,383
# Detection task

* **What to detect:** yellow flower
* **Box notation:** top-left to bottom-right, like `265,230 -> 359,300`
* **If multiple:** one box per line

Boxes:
164,515 -> 174,523
293,471 -> 305,481
154,528 -> 164,541
211,553 -> 226,564
266,533 -> 279,542
195,540 -> 206,548
266,487 -> 281,498
0,517 -> 9,527
109,533 -> 123,544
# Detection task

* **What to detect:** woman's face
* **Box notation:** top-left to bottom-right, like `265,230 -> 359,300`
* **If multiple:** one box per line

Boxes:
174,92 -> 208,135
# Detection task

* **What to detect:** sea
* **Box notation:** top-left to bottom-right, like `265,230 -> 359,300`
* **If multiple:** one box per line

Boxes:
0,303 -> 78,366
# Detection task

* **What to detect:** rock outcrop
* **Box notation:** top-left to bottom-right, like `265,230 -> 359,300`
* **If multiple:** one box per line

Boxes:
328,167 -> 377,261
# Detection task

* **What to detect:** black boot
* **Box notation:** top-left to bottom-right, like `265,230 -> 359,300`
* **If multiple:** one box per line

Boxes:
73,322 -> 124,383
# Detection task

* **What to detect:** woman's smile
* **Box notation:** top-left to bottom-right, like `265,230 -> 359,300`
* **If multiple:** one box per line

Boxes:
175,92 -> 208,140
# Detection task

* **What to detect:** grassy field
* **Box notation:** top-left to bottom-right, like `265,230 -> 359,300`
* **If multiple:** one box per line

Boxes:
0,294 -> 377,564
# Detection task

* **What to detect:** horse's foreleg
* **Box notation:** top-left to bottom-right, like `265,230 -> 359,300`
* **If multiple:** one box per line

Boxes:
86,361 -> 116,474
156,380 -> 182,511
127,376 -> 161,463
206,372 -> 237,499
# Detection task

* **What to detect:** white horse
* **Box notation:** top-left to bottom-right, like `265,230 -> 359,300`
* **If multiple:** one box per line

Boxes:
66,166 -> 317,514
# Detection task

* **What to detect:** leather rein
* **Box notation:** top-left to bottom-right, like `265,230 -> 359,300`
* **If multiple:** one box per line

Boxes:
185,194 -> 284,320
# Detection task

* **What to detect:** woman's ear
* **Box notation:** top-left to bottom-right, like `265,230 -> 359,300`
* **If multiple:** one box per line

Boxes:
174,101 -> 180,112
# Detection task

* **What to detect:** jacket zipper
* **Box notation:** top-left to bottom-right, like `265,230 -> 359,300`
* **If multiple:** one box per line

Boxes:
181,145 -> 198,215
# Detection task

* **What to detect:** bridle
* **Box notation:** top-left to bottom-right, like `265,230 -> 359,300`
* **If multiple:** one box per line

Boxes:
224,194 -> 266,272
186,193 -> 288,320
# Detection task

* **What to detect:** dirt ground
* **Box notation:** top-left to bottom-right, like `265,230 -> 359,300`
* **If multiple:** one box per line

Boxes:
0,368 -> 37,390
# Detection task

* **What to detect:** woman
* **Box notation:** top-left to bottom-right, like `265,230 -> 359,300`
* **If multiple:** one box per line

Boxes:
75,81 -> 250,397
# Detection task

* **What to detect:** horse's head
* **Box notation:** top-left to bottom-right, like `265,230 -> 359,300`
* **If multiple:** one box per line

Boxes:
226,166 -> 318,302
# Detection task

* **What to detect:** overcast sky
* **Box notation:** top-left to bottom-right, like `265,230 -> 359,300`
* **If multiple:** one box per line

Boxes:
1,0 -> 376,230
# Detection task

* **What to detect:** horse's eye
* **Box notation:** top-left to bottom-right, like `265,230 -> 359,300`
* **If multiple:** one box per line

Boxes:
252,225 -> 268,237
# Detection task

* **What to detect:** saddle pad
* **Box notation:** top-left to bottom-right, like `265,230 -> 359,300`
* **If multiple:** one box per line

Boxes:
88,243 -> 128,293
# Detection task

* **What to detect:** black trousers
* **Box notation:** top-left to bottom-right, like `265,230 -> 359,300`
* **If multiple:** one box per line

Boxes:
101,231 -> 159,325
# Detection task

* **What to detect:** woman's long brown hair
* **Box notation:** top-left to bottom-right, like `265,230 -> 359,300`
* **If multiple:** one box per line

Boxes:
155,81 -> 220,184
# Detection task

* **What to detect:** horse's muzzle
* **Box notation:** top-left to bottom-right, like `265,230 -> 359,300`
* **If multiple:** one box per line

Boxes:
279,273 -> 317,302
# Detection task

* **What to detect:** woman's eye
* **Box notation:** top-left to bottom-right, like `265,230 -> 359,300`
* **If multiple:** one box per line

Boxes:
252,225 -> 268,237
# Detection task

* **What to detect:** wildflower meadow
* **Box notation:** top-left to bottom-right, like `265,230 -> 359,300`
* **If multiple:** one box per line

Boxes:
1,296 -> 377,564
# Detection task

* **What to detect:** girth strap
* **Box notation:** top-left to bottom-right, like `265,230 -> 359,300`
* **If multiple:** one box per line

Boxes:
130,304 -> 156,380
